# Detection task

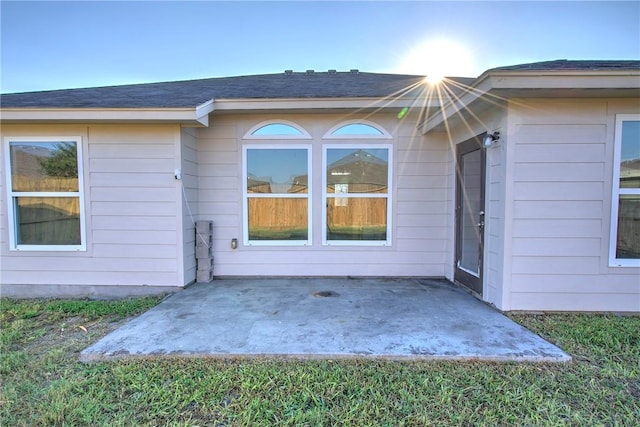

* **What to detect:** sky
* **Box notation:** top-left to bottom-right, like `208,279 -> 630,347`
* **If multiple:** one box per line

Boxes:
1,1 -> 639,93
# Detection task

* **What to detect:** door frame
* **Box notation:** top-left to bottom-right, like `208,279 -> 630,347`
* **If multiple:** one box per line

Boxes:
454,134 -> 486,295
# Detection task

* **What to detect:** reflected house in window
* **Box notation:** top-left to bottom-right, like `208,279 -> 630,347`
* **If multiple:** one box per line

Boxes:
247,174 -> 309,194
246,175 -> 272,194
11,144 -> 53,177
327,149 -> 388,193
289,174 -> 309,194
326,149 -> 389,241
620,157 -> 640,188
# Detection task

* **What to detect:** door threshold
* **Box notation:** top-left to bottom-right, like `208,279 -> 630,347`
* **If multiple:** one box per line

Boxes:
452,279 -> 483,300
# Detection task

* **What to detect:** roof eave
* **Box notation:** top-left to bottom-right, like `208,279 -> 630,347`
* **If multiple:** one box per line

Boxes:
212,96 -> 440,112
0,96 -> 440,123
0,99 -> 215,126
420,70 -> 640,134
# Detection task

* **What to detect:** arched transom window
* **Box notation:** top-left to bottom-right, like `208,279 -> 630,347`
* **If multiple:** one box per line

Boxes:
244,120 -> 311,139
324,120 -> 391,139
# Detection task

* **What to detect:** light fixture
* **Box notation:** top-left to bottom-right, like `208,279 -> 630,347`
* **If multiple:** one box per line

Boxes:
483,131 -> 500,147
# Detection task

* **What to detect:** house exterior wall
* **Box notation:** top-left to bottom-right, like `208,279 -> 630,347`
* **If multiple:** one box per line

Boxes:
506,98 -> 640,312
3,97 -> 635,311
196,112 -> 451,277
0,123 -> 186,297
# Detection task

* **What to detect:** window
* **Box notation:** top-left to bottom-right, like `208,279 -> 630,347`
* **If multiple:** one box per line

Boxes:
244,120 -> 311,139
323,145 -> 392,245
242,119 -> 393,247
324,120 -> 391,139
610,115 -> 640,266
243,145 -> 311,245
5,137 -> 85,251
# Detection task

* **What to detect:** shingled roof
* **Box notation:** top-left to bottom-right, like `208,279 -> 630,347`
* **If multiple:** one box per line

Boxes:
2,61 -> 637,110
487,59 -> 640,72
0,71 -> 456,109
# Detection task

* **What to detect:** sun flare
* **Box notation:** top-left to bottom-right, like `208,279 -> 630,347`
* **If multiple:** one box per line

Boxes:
397,38 -> 476,82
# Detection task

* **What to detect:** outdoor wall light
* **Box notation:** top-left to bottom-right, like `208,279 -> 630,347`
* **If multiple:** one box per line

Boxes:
483,131 -> 501,147
231,238 -> 238,250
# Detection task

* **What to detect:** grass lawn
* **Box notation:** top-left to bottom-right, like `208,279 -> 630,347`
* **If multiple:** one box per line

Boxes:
1,298 -> 638,426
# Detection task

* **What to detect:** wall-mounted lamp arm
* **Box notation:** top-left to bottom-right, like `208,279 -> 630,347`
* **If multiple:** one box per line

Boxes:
483,131 -> 501,147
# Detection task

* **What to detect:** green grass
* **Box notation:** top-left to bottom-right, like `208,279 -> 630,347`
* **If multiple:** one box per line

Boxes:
327,225 -> 387,241
248,227 -> 308,240
1,298 -> 638,426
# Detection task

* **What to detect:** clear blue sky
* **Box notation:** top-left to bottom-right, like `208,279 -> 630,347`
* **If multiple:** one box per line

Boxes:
1,1 -> 639,93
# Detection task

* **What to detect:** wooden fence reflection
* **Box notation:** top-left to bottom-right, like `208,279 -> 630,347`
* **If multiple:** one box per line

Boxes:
11,176 -> 81,245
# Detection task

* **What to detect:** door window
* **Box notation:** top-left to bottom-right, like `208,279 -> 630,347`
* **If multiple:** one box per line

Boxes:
458,149 -> 483,275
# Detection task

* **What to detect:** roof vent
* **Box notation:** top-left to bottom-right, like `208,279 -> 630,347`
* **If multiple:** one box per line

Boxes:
284,70 -> 293,75
328,69 -> 337,74
306,69 -> 315,74
350,69 -> 359,74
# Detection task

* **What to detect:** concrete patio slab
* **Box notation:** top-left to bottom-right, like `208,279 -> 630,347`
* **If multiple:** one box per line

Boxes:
80,278 -> 571,362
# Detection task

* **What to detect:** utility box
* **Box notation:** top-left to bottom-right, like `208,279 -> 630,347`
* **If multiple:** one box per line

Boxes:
195,220 -> 214,282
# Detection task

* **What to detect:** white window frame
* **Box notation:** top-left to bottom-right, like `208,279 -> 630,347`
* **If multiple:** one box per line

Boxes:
242,144 -> 312,246
322,143 -> 393,246
5,136 -> 86,251
323,120 -> 392,139
609,114 -> 640,267
244,120 -> 312,139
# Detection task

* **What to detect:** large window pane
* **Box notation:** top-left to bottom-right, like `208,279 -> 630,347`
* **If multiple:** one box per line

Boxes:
327,198 -> 387,241
324,145 -> 392,245
247,149 -> 308,194
619,121 -> 640,189
611,116 -> 639,265
15,197 -> 81,245
7,138 -> 85,250
244,146 -> 310,245
248,198 -> 308,240
326,148 -> 388,194
616,195 -> 640,259
10,141 -> 79,192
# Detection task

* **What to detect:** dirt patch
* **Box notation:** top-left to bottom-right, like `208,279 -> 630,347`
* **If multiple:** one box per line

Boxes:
19,313 -> 134,359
